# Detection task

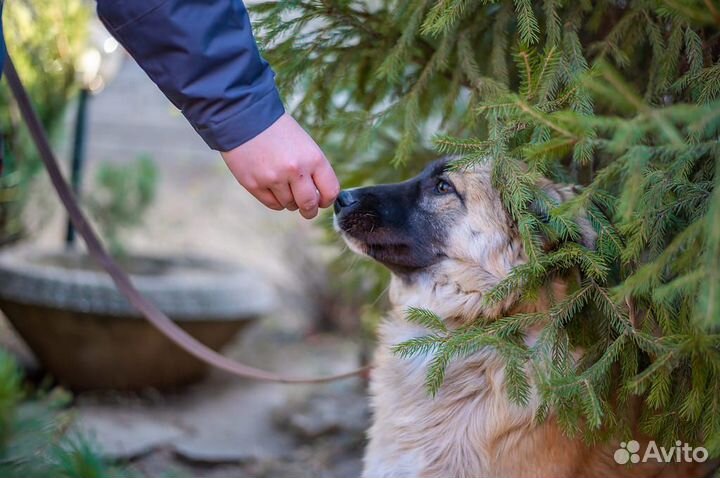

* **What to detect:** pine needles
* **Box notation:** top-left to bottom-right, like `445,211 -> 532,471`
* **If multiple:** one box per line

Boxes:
254,0 -> 720,451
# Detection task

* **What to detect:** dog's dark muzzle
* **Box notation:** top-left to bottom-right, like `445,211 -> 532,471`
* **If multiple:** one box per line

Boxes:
334,184 -> 414,235
333,189 -> 358,214
334,187 -> 381,240
333,181 -> 447,274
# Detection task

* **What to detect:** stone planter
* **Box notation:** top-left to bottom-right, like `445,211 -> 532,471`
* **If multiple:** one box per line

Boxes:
0,248 -> 276,391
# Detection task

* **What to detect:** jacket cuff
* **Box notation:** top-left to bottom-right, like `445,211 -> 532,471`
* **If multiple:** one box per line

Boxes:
193,87 -> 286,152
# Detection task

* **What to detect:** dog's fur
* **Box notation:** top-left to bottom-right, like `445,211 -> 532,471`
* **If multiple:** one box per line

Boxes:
334,160 -> 712,478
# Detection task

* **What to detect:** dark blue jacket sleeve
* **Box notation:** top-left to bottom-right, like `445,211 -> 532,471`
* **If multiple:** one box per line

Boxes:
96,0 -> 285,151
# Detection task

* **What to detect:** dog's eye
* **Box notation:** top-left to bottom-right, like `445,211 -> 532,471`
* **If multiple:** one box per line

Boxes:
434,179 -> 453,194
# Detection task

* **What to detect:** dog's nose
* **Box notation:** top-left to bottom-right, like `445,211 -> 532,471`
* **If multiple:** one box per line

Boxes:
334,190 -> 357,213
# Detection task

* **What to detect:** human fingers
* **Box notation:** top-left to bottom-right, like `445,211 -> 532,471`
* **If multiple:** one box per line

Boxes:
290,175 -> 320,219
270,182 -> 295,209
250,187 -> 284,210
312,158 -> 340,209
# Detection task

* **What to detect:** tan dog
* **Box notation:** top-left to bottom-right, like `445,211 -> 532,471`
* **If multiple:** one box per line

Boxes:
334,159 -> 713,478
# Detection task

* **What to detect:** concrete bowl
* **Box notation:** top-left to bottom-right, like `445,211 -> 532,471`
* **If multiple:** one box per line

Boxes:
0,248 -> 276,390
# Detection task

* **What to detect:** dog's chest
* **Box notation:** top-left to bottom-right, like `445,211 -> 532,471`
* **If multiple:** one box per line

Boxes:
363,325 -> 537,478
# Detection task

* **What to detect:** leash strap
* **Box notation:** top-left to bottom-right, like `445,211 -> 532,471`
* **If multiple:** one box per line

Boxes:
3,54 -> 370,384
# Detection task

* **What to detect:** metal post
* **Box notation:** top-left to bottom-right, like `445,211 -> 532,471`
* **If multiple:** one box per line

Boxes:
65,87 -> 89,247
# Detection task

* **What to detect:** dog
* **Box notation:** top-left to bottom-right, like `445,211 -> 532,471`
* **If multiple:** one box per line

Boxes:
334,159 -> 713,478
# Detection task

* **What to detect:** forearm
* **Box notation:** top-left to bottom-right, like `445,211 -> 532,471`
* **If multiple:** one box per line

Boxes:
96,0 -> 285,151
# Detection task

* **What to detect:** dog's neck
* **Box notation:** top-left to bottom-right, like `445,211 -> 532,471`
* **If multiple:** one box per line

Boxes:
387,264 -> 517,326
386,266 -> 571,342
388,271 -> 488,324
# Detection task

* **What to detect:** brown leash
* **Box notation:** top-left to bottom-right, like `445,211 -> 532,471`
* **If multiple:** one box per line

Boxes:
3,55 -> 370,384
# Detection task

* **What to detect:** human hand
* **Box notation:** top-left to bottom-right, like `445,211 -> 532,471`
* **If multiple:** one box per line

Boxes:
221,113 -> 339,219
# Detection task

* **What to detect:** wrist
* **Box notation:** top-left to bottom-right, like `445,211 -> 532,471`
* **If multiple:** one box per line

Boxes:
205,89 -> 285,152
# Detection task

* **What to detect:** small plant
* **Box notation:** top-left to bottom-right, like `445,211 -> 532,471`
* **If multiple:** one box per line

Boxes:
0,0 -> 90,245
0,350 -> 131,477
85,155 -> 159,256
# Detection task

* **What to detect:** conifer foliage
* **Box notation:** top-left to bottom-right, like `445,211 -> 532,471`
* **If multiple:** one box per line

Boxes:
254,1 -> 720,452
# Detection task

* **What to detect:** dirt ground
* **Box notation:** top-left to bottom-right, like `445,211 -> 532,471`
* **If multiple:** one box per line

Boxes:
2,54 -> 371,477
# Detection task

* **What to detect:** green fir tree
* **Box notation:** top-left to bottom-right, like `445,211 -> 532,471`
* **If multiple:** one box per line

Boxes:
254,0 -> 720,454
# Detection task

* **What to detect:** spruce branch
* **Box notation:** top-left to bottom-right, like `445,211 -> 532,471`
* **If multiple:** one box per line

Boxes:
405,306 -> 448,332
514,0 -> 540,46
253,0 -> 720,450
704,0 -> 720,25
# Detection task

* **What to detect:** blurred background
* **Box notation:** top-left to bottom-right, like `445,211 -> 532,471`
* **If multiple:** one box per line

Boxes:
0,1 -> 375,477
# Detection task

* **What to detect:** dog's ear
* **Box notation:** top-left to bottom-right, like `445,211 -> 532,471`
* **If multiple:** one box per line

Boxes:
530,179 -> 597,250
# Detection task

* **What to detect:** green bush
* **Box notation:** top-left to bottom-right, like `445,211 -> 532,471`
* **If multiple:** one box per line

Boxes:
0,0 -> 90,245
254,0 -> 720,452
0,350 -> 131,477
85,155 -> 159,256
